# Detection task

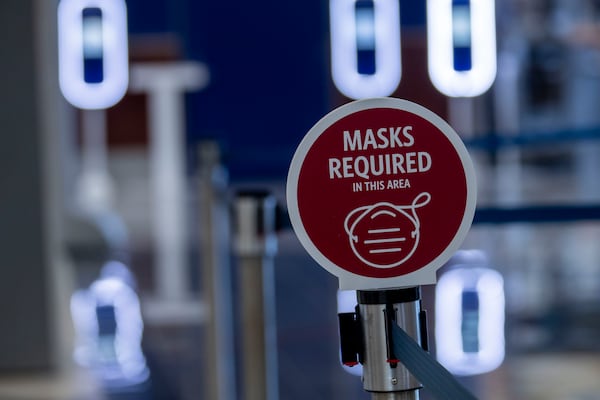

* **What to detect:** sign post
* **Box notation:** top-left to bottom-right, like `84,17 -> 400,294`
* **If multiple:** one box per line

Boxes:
286,98 -> 476,399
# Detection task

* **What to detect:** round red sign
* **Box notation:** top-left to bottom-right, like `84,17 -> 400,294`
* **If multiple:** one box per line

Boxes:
287,98 -> 476,290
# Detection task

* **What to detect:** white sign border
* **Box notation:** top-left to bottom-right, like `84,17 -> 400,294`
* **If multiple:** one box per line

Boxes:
286,97 -> 477,290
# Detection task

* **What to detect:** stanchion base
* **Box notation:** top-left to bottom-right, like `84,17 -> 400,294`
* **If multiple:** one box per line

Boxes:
371,390 -> 419,400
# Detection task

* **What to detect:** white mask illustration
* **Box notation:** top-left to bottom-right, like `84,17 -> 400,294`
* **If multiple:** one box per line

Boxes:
343,192 -> 431,268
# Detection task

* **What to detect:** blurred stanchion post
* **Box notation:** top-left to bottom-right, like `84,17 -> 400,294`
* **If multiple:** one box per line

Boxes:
234,191 -> 279,400
198,141 -> 237,400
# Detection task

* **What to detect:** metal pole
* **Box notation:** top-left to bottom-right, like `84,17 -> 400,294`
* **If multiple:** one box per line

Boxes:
234,191 -> 279,400
199,141 -> 237,400
357,288 -> 425,400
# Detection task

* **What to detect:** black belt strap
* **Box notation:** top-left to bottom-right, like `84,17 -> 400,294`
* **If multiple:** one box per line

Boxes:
391,323 -> 478,400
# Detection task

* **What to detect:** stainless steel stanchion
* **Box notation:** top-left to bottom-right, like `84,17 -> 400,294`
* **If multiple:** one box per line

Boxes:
340,288 -> 427,400
234,191 -> 279,400
199,142 -> 237,400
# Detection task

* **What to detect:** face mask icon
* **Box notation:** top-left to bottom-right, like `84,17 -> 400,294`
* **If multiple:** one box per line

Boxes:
343,192 -> 431,268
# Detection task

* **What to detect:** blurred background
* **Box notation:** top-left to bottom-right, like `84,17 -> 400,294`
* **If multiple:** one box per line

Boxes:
2,0 -> 600,399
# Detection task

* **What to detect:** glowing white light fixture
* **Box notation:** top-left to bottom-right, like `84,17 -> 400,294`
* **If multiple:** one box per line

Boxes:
435,267 -> 505,376
71,262 -> 149,387
427,0 -> 497,97
58,0 -> 128,109
330,0 -> 401,99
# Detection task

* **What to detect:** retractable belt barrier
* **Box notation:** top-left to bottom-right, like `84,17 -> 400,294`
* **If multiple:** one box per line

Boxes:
391,323 -> 477,400
338,287 -> 478,400
287,98 -> 479,399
